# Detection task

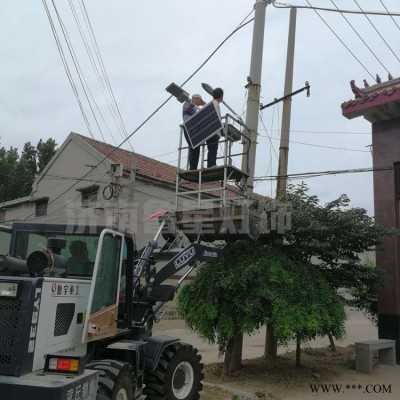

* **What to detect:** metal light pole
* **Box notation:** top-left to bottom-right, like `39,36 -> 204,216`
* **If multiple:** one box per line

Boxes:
241,0 -> 269,193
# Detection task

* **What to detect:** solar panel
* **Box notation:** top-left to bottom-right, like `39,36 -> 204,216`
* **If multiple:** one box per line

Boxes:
184,101 -> 223,148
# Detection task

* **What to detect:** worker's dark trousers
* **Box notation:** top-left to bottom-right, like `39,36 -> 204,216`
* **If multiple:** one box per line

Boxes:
206,135 -> 219,168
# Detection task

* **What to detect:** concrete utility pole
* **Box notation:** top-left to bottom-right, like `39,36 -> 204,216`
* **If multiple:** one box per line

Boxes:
241,0 -> 269,193
276,7 -> 297,198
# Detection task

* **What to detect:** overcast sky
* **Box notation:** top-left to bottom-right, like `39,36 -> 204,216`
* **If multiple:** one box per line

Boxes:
1,0 -> 400,215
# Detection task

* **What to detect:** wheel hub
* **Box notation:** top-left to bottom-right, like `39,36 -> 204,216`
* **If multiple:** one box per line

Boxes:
172,361 -> 195,399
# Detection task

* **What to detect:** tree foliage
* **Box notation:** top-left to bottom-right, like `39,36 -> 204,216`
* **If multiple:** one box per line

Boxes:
0,138 -> 57,203
258,183 -> 393,322
177,242 -> 346,372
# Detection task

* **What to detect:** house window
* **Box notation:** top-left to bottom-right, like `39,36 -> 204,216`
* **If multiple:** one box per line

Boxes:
78,185 -> 99,209
35,199 -> 49,217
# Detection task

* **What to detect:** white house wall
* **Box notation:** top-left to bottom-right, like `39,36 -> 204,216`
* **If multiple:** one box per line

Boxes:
31,137 -> 112,226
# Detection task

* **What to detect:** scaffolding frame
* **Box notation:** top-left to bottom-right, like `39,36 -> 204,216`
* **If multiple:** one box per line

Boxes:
173,114 -> 258,241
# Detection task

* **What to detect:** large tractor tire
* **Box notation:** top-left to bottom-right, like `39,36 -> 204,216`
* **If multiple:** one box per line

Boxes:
144,342 -> 203,400
86,359 -> 135,400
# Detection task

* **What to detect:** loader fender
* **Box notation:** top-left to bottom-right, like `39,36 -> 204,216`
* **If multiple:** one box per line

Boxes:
144,335 -> 179,371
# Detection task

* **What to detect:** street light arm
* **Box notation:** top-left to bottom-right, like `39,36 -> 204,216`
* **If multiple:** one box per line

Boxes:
201,82 -> 244,121
259,81 -> 310,110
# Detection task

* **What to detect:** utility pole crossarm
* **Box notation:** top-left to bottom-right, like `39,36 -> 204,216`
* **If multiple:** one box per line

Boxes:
260,82 -> 310,110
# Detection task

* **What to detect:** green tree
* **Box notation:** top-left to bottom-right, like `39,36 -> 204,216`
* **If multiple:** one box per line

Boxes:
177,242 -> 346,374
37,138 -> 57,173
16,142 -> 37,197
262,183 -> 391,320
0,138 -> 57,203
259,183 -> 391,355
0,147 -> 19,202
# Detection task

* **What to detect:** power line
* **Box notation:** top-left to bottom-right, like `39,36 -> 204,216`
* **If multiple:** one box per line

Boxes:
255,165 -> 393,182
78,0 -> 134,150
49,0 -> 109,143
67,0 -> 118,146
380,0 -> 400,32
273,1 -> 400,16
281,129 -> 370,135
258,134 -> 372,153
259,113 -> 279,160
305,0 -> 375,81
353,0 -> 400,64
331,0 -> 390,75
42,0 -> 95,139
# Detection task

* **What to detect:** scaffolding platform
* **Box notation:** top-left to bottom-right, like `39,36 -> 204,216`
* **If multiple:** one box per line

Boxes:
178,165 -> 247,183
173,204 -> 260,241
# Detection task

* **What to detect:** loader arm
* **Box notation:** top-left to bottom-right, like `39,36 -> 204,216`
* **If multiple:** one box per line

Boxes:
152,243 -> 222,286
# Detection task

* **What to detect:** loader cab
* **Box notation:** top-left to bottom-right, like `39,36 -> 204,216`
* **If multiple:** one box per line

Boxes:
4,222 -> 135,343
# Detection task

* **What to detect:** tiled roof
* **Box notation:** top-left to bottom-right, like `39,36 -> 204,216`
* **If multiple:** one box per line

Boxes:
78,134 -> 178,186
77,133 -> 266,200
341,77 -> 400,122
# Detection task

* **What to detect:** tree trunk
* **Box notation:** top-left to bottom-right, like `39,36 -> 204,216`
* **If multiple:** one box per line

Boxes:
222,337 -> 234,377
229,332 -> 243,375
327,331 -> 336,352
222,333 -> 244,376
295,335 -> 302,368
264,324 -> 278,358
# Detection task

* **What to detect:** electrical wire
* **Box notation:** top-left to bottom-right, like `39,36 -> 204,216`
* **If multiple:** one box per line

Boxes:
255,165 -> 393,182
353,0 -> 400,64
379,0 -> 400,32
67,0 -> 119,146
259,114 -> 279,160
49,0 -> 108,143
331,0 -> 390,75
42,0 -> 95,139
258,134 -> 373,153
78,0 -> 134,150
305,0 -> 375,81
273,1 -> 400,16
285,129 -> 370,135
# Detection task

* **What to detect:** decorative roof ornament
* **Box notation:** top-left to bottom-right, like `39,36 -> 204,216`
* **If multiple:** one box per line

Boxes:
350,80 -> 367,98
376,74 -> 382,84
388,73 -> 393,80
363,79 -> 369,88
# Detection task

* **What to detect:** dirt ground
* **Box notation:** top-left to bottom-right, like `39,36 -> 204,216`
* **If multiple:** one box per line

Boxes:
200,345 -> 399,400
